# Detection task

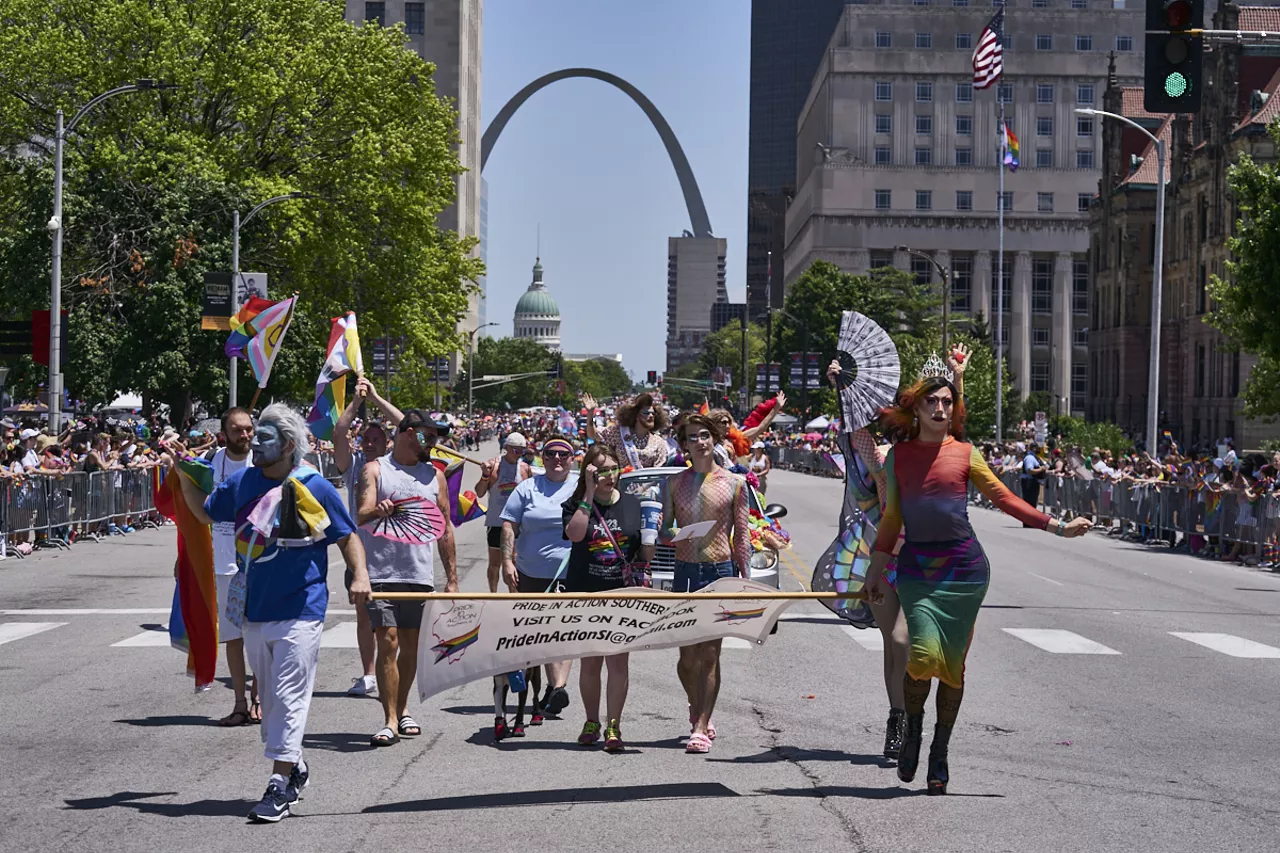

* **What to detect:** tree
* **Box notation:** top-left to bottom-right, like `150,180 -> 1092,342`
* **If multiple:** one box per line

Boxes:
461,337 -> 557,411
696,321 -> 768,395
1208,133 -> 1280,420
0,0 -> 482,420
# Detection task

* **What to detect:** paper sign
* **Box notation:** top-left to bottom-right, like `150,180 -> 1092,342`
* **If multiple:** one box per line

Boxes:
670,520 -> 717,542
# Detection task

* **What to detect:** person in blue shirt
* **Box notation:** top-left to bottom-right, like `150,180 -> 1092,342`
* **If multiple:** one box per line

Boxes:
500,436 -> 579,718
1020,443 -> 1045,522
178,403 -> 371,823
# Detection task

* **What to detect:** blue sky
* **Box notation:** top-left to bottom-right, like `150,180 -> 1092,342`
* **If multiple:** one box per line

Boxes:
480,0 -> 749,378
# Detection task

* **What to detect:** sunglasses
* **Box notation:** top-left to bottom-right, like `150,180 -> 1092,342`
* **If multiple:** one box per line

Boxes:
544,449 -> 573,460
640,408 -> 654,416
594,466 -> 622,477
414,430 -> 439,444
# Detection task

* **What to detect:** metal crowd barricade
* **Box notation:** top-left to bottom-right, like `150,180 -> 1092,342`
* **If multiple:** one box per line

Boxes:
1,468 -> 158,559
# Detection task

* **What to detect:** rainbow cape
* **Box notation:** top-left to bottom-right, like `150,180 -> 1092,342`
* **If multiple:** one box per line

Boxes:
152,458 -> 217,691
430,446 -> 486,526
225,296 -> 297,388
308,312 -> 363,439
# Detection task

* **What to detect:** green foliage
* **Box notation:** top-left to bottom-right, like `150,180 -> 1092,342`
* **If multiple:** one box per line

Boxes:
460,337 -> 557,411
661,361 -> 714,411
561,357 -> 633,406
1058,419 -> 1132,459
1208,137 -> 1280,420
696,322 -> 769,394
0,0 -> 481,420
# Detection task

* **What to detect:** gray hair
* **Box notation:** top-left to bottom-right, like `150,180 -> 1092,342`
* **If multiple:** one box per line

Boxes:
258,403 -> 310,468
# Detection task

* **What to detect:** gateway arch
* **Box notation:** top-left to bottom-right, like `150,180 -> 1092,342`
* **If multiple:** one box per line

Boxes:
481,68 -> 714,238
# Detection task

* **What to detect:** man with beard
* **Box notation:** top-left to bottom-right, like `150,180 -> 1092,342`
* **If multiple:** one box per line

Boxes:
358,410 -> 458,746
212,407 -> 261,726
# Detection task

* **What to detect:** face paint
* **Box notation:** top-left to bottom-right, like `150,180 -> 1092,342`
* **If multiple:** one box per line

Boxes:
251,423 -> 285,467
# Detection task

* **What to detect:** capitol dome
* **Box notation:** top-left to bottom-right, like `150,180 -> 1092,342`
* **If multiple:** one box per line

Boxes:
513,257 -> 561,351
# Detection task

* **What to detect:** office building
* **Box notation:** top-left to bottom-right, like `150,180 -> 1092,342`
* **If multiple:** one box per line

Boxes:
747,0 -> 851,320
711,302 -> 747,334
783,0 -> 1143,410
666,235 -> 728,371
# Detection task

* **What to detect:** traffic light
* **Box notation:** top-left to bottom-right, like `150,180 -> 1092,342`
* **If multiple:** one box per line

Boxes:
1144,0 -> 1203,113
647,370 -> 657,385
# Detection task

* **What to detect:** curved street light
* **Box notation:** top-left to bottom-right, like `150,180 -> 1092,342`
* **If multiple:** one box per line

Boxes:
48,79 -> 177,430
466,322 -> 501,416
897,245 -> 952,353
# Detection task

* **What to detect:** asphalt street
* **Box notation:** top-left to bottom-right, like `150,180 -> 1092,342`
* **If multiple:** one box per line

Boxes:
3,444 -> 1279,853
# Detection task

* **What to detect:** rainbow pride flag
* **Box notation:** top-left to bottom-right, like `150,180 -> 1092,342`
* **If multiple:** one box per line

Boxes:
1002,119 -> 1020,173
225,296 -> 297,388
308,312 -> 363,439
152,459 -> 217,691
430,446 -> 486,526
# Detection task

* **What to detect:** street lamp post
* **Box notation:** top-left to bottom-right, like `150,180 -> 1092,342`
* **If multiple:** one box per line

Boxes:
467,322 -> 500,415
898,246 -> 952,352
774,307 -> 810,414
229,192 -> 310,407
1078,107 -> 1165,450
48,79 -> 176,431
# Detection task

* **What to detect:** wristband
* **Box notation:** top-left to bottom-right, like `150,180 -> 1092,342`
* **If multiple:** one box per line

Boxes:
1054,520 -> 1065,537
577,501 -> 591,512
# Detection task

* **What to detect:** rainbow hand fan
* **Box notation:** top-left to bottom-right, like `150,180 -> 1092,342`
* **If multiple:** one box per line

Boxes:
362,496 -> 447,545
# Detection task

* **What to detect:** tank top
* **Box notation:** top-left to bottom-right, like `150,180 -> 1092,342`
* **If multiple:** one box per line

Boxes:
748,454 -> 769,473
485,457 -> 526,527
359,455 -> 439,585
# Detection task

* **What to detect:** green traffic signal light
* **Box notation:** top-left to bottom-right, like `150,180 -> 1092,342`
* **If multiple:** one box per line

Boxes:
1144,0 -> 1202,112
1164,72 -> 1189,98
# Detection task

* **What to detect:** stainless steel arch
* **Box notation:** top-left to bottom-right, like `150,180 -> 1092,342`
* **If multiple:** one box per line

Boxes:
481,68 -> 714,238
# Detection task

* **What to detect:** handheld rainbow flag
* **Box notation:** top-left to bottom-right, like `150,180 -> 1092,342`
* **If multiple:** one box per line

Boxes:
1002,120 -> 1020,173
308,312 -> 363,439
225,295 -> 298,388
152,458 -> 217,691
428,446 -> 486,525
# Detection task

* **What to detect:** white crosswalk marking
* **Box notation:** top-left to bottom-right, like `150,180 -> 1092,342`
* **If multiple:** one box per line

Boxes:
1003,628 -> 1121,655
0,622 -> 66,646
320,622 -> 359,648
841,625 -> 884,652
1169,632 -> 1280,659
111,626 -> 173,647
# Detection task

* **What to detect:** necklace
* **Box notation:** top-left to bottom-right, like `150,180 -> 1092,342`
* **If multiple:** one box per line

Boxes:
631,430 -> 650,449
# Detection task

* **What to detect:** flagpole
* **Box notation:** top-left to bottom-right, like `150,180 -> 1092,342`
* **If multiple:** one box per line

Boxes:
996,101 -> 1005,441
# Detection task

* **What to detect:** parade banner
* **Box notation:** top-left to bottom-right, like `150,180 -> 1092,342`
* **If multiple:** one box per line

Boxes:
416,579 -> 791,700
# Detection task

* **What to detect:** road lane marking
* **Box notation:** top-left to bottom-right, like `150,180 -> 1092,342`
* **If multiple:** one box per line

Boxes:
841,625 -> 884,651
722,637 -> 754,650
1003,628 -> 1121,655
1169,632 -> 1280,659
320,622 -> 359,648
111,626 -> 173,647
1027,572 -> 1065,587
0,622 -> 66,646
0,609 -> 170,616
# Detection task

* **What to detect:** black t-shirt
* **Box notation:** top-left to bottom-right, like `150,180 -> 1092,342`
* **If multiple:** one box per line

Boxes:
561,493 -> 643,592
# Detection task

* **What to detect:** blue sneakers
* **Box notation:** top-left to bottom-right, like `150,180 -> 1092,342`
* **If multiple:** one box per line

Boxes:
289,760 -> 310,797
247,778 -> 296,823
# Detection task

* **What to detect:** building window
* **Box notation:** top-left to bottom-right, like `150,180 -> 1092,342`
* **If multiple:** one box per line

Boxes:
956,82 -> 973,103
1031,361 -> 1051,392
916,81 -> 933,102
1077,116 -> 1094,137
1072,0 -> 1088,7
1077,192 -> 1092,212
956,114 -> 973,135
1033,327 -> 1051,347
875,189 -> 892,210
993,261 -> 1012,315
997,82 -> 1014,103
875,82 -> 893,101
1038,192 -> 1054,212
876,31 -> 892,48
1073,326 -> 1089,346
956,190 -> 974,210
916,190 -> 933,210
1116,34 -> 1133,51
1036,34 -> 1052,50
875,114 -> 892,134
916,114 -> 934,135
915,147 -> 933,165
956,32 -> 973,49
1072,362 -> 1087,409
1077,83 -> 1095,104
870,251 -> 894,269
875,146 -> 892,165
364,1 -> 385,24
1037,116 -> 1054,136
404,1 -> 424,33
1036,149 -> 1054,168
911,256 -> 933,285
914,0 -> 931,5
1076,34 -> 1093,51
999,324 -> 1011,346
1073,259 -> 1089,313
1032,259 -> 1053,313
952,255 -> 973,311
1036,83 -> 1054,104
954,0 -> 970,5
998,190 -> 1013,210
956,148 -> 973,166
1077,149 -> 1095,168
916,33 -> 933,48
1033,0 -> 1049,6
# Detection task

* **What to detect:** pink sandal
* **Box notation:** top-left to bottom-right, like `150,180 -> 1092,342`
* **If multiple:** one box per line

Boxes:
685,733 -> 712,754
689,710 -> 717,741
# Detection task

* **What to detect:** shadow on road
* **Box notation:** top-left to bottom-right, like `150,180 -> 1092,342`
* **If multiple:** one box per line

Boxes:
708,747 -> 888,766
303,731 -> 375,753
114,715 -> 212,727
759,785 -> 1004,800
439,704 -> 496,716
63,791 -> 255,817
462,728 -> 687,751
364,781 -> 739,813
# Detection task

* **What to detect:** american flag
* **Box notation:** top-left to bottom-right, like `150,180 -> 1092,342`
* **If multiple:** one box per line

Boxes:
972,7 -> 1005,90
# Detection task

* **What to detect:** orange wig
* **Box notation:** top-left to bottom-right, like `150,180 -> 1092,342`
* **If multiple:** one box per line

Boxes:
877,376 -> 966,442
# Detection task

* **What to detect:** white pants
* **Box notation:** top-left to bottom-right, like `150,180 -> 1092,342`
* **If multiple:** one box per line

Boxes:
214,574 -> 243,643
244,619 -> 324,763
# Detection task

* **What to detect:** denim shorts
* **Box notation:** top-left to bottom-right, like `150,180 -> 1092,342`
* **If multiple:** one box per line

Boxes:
672,560 -> 736,593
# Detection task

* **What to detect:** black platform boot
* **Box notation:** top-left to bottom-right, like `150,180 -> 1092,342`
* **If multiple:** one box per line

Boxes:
883,709 -> 905,760
896,713 -> 925,782
926,723 -> 952,795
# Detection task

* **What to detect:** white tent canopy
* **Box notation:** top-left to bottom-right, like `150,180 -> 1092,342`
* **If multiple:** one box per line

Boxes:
772,413 -> 799,427
805,415 -> 832,430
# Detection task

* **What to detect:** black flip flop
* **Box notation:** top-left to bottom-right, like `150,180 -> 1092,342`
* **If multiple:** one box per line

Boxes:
398,716 -> 422,737
370,727 -> 400,747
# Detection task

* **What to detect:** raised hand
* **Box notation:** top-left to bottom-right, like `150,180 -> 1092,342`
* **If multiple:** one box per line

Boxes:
947,343 -> 971,378
826,359 -> 841,387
